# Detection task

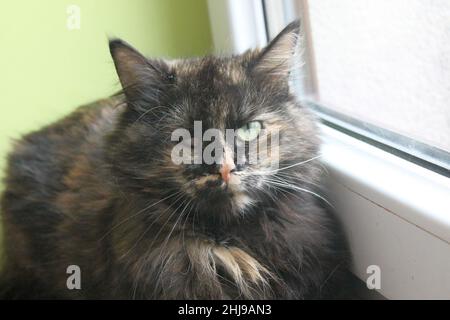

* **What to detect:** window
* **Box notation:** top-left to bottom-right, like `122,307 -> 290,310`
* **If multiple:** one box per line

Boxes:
264,0 -> 450,176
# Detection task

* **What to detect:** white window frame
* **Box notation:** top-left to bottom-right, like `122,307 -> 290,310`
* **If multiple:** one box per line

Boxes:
207,0 -> 450,299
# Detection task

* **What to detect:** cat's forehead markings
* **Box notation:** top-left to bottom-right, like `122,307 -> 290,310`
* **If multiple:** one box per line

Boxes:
256,111 -> 283,122
164,59 -> 182,68
167,56 -> 247,85
224,64 -> 245,84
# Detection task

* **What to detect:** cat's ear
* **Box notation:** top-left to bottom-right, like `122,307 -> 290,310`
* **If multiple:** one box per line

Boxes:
109,39 -> 167,105
252,20 -> 301,81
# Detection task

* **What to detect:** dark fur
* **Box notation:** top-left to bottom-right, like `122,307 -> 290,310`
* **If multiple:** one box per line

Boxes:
0,21 -> 351,299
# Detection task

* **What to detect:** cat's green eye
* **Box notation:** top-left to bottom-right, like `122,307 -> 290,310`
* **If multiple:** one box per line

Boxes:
236,121 -> 262,142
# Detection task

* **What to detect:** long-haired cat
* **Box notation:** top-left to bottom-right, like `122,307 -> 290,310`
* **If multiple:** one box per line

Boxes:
0,21 -> 350,299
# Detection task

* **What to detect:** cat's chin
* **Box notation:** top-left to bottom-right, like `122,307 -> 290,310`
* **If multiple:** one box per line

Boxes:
230,192 -> 254,212
196,188 -> 254,215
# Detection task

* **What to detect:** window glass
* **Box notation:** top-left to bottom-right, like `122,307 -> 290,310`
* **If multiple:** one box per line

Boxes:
304,0 -> 450,153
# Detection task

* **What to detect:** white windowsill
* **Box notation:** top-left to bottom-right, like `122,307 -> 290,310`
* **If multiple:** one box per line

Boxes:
320,124 -> 450,299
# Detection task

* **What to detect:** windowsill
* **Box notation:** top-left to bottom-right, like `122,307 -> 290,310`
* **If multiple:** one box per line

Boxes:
320,124 -> 450,299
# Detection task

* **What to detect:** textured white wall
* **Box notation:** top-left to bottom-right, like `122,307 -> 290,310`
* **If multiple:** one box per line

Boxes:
308,0 -> 450,152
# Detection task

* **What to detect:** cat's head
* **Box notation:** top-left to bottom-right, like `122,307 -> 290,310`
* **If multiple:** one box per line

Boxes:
108,21 -> 320,228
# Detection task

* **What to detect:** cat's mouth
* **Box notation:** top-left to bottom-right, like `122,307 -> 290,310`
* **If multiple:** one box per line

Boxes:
191,174 -> 253,213
190,172 -> 247,204
193,173 -> 242,192
194,174 -> 227,190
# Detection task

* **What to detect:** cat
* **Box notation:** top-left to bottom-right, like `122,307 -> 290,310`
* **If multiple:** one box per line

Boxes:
0,21 -> 351,299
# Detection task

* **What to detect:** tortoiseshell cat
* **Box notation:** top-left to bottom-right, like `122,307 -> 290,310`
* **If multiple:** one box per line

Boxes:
0,21 -> 350,299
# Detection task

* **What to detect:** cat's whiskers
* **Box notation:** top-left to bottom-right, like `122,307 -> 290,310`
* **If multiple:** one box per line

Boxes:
157,198 -> 192,262
123,192 -> 186,260
191,202 -> 200,240
131,193 -> 188,298
131,105 -> 168,126
264,175 -> 334,208
98,191 -> 182,242
235,155 -> 326,205
262,177 -> 294,202
152,199 -> 194,295
249,155 -> 322,176
276,172 -> 322,189
181,201 -> 196,249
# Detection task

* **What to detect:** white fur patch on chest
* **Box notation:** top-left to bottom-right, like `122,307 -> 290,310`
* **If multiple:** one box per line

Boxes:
185,239 -> 275,298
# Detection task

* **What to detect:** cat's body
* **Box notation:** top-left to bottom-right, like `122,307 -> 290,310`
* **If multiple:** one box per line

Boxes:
0,22 -> 351,299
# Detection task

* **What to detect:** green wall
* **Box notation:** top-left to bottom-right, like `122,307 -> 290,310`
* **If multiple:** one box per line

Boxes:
0,0 -> 212,257
0,0 -> 212,182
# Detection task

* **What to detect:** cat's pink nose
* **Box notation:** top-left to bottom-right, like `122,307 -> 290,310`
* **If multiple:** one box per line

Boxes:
219,146 -> 236,184
219,163 -> 234,183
